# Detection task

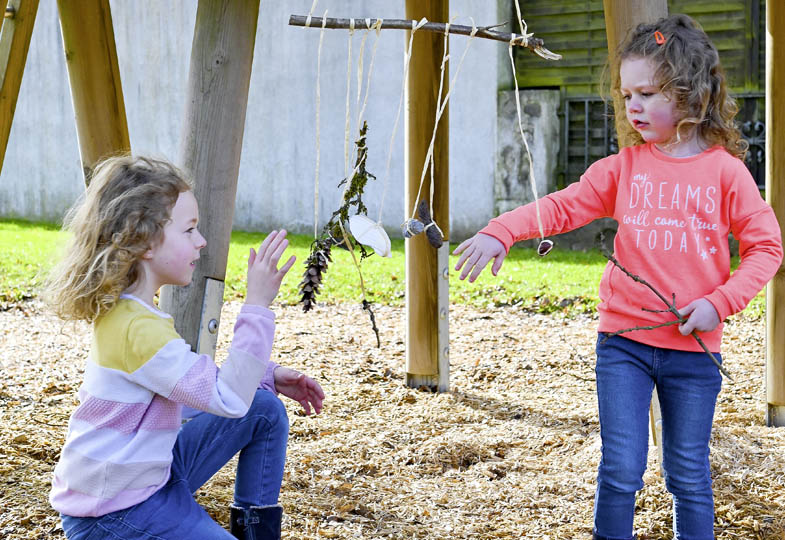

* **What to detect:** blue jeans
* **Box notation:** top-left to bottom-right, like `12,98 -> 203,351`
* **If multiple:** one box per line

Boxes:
593,334 -> 722,540
61,390 -> 289,539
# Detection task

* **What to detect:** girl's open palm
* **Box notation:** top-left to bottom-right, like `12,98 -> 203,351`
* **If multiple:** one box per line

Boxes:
246,229 -> 296,307
453,233 -> 507,282
273,367 -> 325,415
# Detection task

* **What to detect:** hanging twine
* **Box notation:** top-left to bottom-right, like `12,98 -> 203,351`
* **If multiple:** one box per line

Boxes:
509,0 -> 546,243
407,17 -> 478,245
377,17 -> 428,225
343,18 -> 383,192
312,8 -> 328,238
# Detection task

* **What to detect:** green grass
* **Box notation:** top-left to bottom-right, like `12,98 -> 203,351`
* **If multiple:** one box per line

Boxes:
0,220 -> 68,307
0,219 -> 765,317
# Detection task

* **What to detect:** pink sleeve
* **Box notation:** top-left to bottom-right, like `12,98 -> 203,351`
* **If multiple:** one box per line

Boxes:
232,305 -> 280,394
704,167 -> 783,319
259,361 -> 279,394
231,304 -> 276,362
480,153 -> 620,251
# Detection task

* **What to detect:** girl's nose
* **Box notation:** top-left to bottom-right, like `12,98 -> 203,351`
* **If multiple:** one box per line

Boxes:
196,229 -> 207,249
627,97 -> 642,113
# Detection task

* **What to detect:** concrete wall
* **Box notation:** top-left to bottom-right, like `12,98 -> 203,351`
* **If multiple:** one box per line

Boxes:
495,89 -> 560,216
0,0 -> 501,241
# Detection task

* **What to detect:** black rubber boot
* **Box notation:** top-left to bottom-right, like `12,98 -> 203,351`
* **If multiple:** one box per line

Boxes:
230,505 -> 246,539
230,504 -> 283,540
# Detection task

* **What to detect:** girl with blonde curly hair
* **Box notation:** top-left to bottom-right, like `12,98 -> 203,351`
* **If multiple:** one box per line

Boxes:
454,13 -> 782,540
46,155 -> 324,539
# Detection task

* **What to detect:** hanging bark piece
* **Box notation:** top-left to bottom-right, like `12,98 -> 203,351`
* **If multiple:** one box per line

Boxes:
417,199 -> 443,248
401,218 -> 425,238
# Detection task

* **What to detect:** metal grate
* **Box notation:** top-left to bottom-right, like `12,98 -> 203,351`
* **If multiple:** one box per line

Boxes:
559,94 -> 766,190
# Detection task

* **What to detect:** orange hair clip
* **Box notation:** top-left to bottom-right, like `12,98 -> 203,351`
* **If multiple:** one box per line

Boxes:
654,31 -> 666,45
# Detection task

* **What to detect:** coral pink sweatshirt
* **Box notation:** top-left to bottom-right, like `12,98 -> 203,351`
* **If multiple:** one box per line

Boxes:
481,143 -> 783,352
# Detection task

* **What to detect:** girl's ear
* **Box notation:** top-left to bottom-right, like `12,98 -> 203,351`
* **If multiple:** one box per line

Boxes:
141,247 -> 154,260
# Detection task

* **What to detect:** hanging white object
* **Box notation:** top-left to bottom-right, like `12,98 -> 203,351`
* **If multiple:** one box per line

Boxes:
349,214 -> 391,257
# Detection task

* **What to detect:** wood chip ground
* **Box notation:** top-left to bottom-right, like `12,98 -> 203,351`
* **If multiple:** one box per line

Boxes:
1,301 -> 783,539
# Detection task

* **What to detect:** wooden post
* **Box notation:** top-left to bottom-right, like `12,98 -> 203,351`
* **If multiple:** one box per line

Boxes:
57,0 -> 129,183
404,0 -> 450,391
158,0 -> 259,354
603,0 -> 667,148
0,0 -> 39,175
602,0 -> 668,450
766,1 -> 785,427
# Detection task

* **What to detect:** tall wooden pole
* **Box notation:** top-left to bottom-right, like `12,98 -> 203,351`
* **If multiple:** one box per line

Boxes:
765,1 -> 785,427
603,0 -> 668,450
0,0 -> 39,175
57,0 -> 129,184
405,0 -> 450,391
158,0 -> 259,354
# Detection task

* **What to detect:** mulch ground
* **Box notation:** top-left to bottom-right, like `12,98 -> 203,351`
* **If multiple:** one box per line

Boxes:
1,300 -> 783,539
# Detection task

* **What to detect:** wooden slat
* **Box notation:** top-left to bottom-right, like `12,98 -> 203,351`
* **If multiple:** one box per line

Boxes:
57,0 -> 129,183
0,0 -> 39,174
513,0 -> 764,96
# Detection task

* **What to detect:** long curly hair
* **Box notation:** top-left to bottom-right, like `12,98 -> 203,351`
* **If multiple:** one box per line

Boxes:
613,13 -> 747,159
44,155 -> 192,322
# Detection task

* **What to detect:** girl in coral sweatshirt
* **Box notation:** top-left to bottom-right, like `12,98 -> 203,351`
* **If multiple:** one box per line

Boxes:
454,14 -> 782,540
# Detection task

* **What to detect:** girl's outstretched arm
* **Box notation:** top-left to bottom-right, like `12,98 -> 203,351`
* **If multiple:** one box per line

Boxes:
453,233 -> 506,282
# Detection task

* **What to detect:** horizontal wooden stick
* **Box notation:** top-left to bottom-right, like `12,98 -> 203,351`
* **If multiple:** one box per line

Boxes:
289,15 -> 561,59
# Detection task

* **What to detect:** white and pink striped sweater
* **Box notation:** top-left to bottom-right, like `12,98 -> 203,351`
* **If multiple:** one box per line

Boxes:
50,295 -> 278,517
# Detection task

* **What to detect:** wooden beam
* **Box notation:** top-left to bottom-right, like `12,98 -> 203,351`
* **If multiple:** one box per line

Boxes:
602,0 -> 668,453
0,0 -> 39,175
602,0 -> 667,149
158,0 -> 260,353
405,0 -> 449,390
57,0 -> 129,183
766,0 -> 785,427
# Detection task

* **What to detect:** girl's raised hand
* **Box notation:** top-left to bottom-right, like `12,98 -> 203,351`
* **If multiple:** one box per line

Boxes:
453,233 -> 507,282
245,230 -> 296,308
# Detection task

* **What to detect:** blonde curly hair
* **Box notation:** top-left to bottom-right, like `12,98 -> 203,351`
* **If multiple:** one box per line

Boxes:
614,13 -> 748,159
44,155 -> 192,322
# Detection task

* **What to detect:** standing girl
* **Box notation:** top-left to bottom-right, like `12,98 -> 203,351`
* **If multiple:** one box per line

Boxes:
454,14 -> 782,540
45,155 -> 324,540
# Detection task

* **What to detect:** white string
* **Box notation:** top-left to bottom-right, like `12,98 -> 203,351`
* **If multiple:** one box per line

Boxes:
344,19 -> 383,191
341,19 -> 383,205
377,17 -> 427,224
410,16 -> 478,229
305,0 -> 318,28
419,18 -> 454,240
343,20 -> 355,182
313,9 -> 328,239
510,1 -> 544,241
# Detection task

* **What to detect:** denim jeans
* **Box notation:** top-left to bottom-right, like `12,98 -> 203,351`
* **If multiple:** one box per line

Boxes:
61,389 -> 289,539
593,334 -> 722,540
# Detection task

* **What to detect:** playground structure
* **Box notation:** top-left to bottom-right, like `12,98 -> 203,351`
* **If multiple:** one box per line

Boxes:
0,0 -> 782,424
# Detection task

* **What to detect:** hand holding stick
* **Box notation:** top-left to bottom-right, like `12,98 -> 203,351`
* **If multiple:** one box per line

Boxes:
599,234 -> 731,380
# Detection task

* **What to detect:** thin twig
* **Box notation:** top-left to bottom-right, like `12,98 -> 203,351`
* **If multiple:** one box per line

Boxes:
289,15 -> 562,59
599,234 -> 731,380
601,319 -> 683,340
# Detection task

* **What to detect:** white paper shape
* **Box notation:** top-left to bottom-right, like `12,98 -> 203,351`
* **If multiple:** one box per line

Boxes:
349,214 -> 392,258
